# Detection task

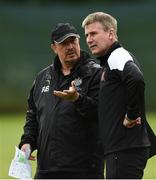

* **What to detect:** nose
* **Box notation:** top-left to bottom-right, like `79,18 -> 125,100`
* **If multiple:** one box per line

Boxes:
86,34 -> 93,44
67,42 -> 74,49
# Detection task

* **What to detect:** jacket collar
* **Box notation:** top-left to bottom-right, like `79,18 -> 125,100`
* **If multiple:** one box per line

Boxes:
98,41 -> 122,66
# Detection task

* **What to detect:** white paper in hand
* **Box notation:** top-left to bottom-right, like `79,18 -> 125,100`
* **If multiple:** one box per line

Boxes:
8,146 -> 32,179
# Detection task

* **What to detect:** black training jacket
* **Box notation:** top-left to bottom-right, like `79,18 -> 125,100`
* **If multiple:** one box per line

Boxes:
19,50 -> 104,173
98,42 -> 153,156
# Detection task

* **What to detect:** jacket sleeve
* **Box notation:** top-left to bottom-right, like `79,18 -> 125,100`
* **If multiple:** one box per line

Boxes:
19,81 -> 38,151
123,61 -> 145,120
73,68 -> 101,120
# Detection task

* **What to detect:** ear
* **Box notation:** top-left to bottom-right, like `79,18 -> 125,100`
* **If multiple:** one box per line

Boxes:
109,29 -> 115,40
51,44 -> 57,54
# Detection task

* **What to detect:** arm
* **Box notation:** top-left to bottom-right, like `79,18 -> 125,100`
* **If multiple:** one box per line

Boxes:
73,69 -> 101,118
122,61 -> 145,127
19,81 -> 38,152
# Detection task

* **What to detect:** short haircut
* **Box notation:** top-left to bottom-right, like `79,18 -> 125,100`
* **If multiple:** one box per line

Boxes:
82,12 -> 118,35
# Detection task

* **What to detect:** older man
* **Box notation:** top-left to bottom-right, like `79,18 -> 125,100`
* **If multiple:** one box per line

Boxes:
19,23 -> 104,179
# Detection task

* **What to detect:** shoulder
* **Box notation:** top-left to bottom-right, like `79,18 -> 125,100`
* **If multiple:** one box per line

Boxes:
32,65 -> 52,92
35,64 -> 53,83
108,47 -> 134,71
37,64 -> 52,77
81,50 -> 101,69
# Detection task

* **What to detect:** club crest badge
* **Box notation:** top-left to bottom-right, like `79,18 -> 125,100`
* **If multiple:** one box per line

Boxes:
73,77 -> 82,91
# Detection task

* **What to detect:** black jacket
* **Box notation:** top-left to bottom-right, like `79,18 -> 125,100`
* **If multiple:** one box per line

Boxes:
98,42 -> 156,156
19,50 -> 104,173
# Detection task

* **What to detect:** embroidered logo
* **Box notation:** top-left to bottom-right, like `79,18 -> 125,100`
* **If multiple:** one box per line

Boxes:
73,77 -> 82,91
41,80 -> 50,93
41,85 -> 49,93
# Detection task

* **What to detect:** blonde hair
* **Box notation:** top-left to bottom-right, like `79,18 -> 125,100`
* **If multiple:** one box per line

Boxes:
82,12 -> 118,38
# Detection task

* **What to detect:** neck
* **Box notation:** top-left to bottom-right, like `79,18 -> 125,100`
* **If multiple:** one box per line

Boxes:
61,64 -> 73,76
61,60 -> 78,75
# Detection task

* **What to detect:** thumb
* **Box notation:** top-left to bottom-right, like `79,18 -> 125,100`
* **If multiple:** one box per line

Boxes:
71,81 -> 76,89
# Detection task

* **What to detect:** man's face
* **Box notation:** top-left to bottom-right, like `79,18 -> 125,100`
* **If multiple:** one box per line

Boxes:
52,37 -> 81,66
84,22 -> 113,56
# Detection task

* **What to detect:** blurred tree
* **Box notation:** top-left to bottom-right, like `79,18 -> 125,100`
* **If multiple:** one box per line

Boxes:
0,1 -> 156,112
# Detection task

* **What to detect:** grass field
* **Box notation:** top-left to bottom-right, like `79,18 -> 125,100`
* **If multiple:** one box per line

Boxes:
0,113 -> 156,179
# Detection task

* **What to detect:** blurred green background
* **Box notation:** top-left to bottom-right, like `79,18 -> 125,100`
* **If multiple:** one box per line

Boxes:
0,0 -> 156,178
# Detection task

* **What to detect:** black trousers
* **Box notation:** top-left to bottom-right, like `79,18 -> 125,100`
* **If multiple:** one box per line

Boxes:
34,170 -> 104,179
105,147 -> 150,179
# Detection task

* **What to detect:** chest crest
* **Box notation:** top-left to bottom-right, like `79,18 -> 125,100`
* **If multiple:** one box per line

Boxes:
73,77 -> 82,91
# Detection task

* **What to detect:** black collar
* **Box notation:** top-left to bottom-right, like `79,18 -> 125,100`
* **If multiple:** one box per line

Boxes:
98,41 -> 122,67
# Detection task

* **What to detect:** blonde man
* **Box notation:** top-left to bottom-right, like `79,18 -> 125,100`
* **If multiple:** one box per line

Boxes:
82,12 -> 156,179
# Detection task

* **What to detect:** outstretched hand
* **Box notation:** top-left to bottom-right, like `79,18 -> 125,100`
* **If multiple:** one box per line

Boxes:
54,81 -> 79,101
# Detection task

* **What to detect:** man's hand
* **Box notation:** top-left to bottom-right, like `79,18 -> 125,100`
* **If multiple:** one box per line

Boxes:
123,116 -> 141,128
21,144 -> 36,161
54,81 -> 79,101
